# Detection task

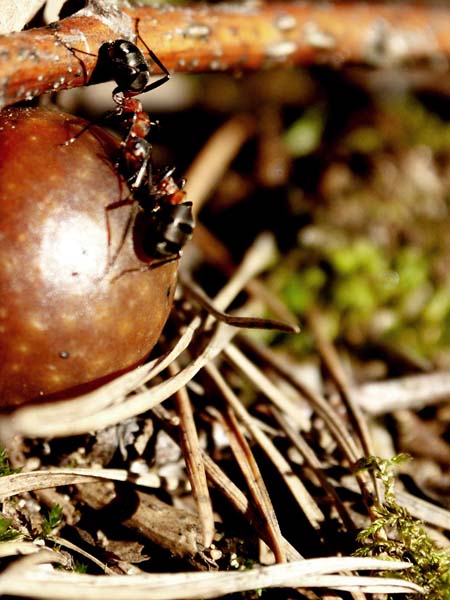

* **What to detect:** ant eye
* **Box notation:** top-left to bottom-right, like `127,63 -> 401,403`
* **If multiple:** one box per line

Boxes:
133,71 -> 151,90
118,40 -> 131,54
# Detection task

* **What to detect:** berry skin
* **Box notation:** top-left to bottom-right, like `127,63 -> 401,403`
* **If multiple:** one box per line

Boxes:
0,107 -> 178,409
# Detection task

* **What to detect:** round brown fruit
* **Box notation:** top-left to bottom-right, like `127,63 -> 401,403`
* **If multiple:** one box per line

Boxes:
0,106 -> 178,409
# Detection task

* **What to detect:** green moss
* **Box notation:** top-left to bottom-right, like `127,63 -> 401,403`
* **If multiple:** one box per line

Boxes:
281,267 -> 326,313
271,93 -> 450,361
354,455 -> 450,599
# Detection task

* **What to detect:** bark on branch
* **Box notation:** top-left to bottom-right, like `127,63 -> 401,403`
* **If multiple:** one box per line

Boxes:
0,1 -> 450,108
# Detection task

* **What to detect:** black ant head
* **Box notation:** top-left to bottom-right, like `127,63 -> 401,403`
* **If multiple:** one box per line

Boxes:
99,40 -> 151,95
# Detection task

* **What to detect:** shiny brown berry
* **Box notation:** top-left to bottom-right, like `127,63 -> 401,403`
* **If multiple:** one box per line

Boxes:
0,106 -> 178,409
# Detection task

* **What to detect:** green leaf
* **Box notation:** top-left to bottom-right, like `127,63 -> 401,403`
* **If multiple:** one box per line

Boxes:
40,504 -> 63,538
0,447 -> 20,477
284,108 -> 324,157
0,517 -> 21,542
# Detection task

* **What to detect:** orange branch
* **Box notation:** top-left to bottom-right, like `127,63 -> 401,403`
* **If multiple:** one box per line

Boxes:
0,1 -> 450,108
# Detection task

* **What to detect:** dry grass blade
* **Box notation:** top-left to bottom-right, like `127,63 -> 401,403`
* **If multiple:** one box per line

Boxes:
193,225 -> 299,326
181,274 -> 299,333
50,536 -> 115,574
206,363 -> 325,531
210,233 -> 279,313
308,310 -> 374,457
307,310 -> 380,503
0,557 -> 421,599
224,343 -> 311,431
0,541 -> 43,558
0,468 -> 161,499
214,406 -> 286,563
170,363 -> 215,548
342,475 -> 450,531
396,489 -> 450,531
355,370 -> 450,415
236,336 -> 380,512
2,549 -> 67,573
238,336 -> 363,464
271,407 -> 356,532
184,114 -> 256,216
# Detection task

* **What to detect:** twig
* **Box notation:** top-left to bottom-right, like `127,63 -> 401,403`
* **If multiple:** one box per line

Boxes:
2,1 -> 450,108
76,483 -> 206,567
0,467 -> 161,499
307,309 -> 381,504
170,362 -> 215,549
212,405 -> 286,563
237,335 -> 362,462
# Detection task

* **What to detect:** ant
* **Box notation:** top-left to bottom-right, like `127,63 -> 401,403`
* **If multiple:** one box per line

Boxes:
64,29 -> 194,265
97,38 -> 169,193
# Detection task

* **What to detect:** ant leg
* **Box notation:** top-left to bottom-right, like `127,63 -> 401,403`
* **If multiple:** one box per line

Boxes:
62,107 -> 120,146
141,73 -> 171,94
134,18 -> 171,93
49,25 -> 97,85
111,255 -> 179,282
116,134 -> 153,192
146,48 -> 170,79
132,154 -> 151,191
104,193 -> 137,269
